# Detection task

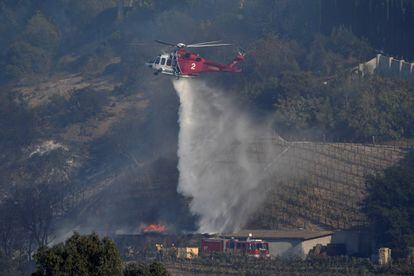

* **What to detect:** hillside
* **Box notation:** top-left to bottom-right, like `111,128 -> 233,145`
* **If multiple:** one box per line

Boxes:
0,1 -> 413,268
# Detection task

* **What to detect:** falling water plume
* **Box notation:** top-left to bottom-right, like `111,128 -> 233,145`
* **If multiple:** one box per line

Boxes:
173,79 -> 277,233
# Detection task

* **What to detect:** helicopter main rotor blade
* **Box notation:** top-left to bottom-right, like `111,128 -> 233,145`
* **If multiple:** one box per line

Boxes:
190,40 -> 222,45
187,43 -> 232,48
155,40 -> 176,46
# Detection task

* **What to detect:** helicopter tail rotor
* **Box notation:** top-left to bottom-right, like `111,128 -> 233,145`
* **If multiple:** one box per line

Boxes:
236,47 -> 246,58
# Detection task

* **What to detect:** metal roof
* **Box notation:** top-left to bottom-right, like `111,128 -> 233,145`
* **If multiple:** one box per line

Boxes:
222,230 -> 333,241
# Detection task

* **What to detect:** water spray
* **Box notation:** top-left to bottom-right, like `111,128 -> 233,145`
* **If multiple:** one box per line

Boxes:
173,79 -> 276,233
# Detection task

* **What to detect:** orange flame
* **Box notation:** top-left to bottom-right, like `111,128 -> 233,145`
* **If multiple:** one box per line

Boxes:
143,224 -> 167,233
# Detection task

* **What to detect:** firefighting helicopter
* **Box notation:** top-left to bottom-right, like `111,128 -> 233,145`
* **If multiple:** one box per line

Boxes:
145,40 -> 245,78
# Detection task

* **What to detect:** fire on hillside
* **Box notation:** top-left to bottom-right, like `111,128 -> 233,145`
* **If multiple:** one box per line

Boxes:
142,224 -> 167,233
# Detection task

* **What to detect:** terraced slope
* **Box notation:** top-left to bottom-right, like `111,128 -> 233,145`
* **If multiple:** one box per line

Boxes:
246,138 -> 410,230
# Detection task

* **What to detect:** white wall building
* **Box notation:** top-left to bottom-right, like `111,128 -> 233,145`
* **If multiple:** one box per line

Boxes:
357,54 -> 414,80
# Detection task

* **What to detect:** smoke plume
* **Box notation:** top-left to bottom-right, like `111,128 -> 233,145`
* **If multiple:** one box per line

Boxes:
173,79 -> 277,233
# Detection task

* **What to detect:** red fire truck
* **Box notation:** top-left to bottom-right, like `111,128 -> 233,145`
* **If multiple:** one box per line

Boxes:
201,238 -> 270,258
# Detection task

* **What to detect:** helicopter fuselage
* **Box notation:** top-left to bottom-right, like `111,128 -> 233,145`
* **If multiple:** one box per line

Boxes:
146,48 -> 244,78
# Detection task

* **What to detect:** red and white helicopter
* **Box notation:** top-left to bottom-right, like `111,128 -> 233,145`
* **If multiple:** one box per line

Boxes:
146,40 -> 245,78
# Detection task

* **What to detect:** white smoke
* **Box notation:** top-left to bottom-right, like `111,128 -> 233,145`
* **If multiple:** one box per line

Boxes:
173,79 -> 278,233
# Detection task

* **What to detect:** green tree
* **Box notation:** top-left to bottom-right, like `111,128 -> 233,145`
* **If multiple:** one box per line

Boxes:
63,0 -> 118,27
363,151 -> 414,258
123,262 -> 169,276
305,34 -> 345,76
331,77 -> 414,141
33,232 -> 122,276
1,10 -> 61,81
327,26 -> 373,60
238,35 -> 301,109
123,262 -> 150,275
148,262 -> 168,276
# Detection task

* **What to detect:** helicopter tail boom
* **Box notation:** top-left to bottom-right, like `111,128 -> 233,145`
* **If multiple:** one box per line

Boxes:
227,50 -> 245,71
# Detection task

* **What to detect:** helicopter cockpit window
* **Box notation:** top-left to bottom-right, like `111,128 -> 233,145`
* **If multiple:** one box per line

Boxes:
161,58 -> 166,65
166,59 -> 172,66
184,53 -> 191,59
155,57 -> 160,64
